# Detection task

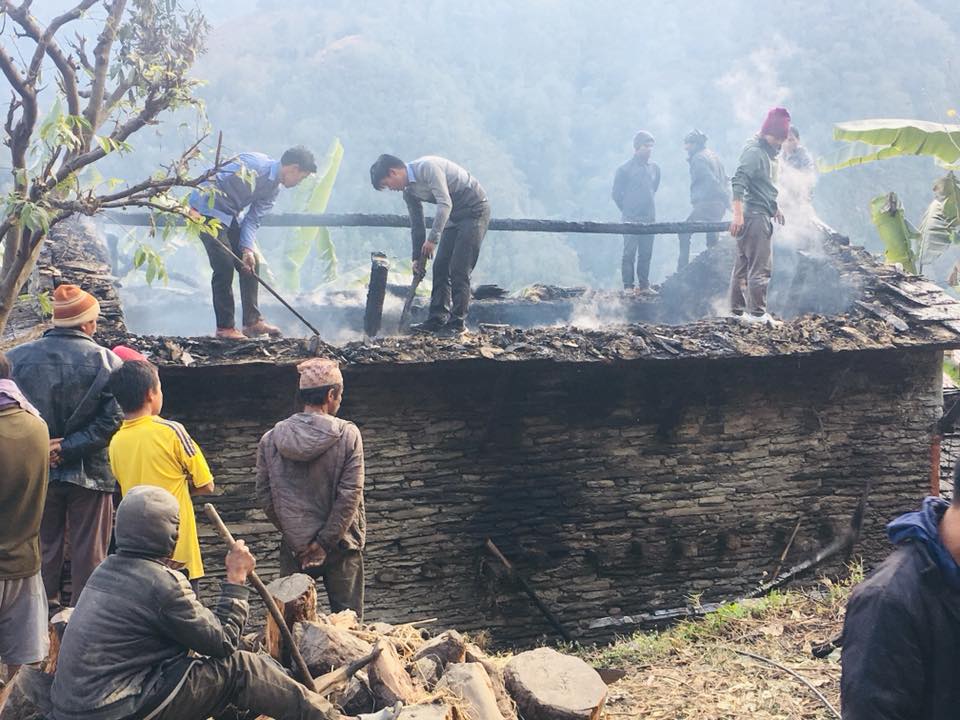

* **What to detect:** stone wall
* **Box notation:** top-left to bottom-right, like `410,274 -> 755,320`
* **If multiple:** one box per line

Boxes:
161,347 -> 942,645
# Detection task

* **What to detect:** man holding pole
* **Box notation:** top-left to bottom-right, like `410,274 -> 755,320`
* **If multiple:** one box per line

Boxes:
190,147 -> 317,340
370,154 -> 490,336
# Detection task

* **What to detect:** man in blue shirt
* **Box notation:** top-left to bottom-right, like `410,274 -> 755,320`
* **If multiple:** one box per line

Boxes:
190,147 -> 316,339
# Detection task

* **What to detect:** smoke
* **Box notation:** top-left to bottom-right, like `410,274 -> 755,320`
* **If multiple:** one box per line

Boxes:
715,39 -> 796,130
568,291 -> 628,329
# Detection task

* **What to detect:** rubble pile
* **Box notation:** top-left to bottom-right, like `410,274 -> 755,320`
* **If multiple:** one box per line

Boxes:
262,574 -> 610,720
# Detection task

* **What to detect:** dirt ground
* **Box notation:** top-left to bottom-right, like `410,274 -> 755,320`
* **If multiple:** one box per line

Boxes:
578,567 -> 860,720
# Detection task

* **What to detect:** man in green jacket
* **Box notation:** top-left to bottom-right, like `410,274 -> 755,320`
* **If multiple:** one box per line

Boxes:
0,351 -> 50,686
728,107 -> 790,324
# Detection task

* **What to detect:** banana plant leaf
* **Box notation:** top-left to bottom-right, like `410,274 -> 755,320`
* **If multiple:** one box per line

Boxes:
870,192 -> 918,273
282,139 -> 344,291
819,119 -> 960,173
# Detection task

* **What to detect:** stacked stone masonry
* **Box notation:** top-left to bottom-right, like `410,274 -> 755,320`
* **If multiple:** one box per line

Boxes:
164,348 -> 940,645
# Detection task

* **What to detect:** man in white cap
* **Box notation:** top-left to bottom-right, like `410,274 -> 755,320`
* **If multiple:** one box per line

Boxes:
256,358 -> 366,617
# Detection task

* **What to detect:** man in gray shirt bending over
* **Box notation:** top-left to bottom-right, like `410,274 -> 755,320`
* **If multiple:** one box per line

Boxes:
371,154 -> 490,335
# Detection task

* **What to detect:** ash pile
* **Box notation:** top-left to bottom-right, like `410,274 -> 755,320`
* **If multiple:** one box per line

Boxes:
258,574 -> 611,720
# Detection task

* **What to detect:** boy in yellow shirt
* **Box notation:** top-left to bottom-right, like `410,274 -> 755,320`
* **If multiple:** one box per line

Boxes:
107,360 -> 214,590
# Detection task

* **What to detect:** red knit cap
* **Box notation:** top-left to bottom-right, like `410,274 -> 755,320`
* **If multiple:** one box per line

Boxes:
760,107 -> 791,140
52,284 -> 100,327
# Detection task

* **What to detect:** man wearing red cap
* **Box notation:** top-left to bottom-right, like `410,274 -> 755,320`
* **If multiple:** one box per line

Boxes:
6,284 -> 123,610
256,358 -> 366,617
728,107 -> 790,324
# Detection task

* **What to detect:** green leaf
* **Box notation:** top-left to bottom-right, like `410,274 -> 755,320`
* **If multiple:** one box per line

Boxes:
870,192 -> 918,273
133,247 -> 146,268
282,138 -> 343,291
820,119 -> 960,172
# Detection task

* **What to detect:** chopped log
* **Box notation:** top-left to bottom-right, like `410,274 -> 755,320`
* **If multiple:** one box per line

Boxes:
408,656 -> 442,689
336,674 -> 377,716
397,702 -> 453,720
325,609 -> 359,629
437,663 -> 505,720
504,648 -> 607,720
264,574 -> 318,663
368,641 -> 417,708
314,646 -> 383,696
294,620 -> 374,676
469,658 -> 518,720
410,630 -> 466,669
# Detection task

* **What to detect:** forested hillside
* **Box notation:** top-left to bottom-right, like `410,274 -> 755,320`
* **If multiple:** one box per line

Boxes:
109,0 -> 960,289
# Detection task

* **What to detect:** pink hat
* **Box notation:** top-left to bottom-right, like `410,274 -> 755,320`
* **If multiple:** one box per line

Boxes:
112,345 -> 148,362
297,358 -> 343,389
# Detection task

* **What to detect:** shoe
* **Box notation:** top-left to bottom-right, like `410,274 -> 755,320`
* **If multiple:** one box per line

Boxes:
242,320 -> 282,338
411,317 -> 447,334
215,327 -> 246,340
437,319 -> 466,337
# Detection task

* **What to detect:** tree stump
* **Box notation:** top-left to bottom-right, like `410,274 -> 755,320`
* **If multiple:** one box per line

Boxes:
264,573 -> 317,664
504,648 -> 607,720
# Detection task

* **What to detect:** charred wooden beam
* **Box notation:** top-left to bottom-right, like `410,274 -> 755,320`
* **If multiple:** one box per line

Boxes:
107,211 -> 729,237
364,252 -> 389,337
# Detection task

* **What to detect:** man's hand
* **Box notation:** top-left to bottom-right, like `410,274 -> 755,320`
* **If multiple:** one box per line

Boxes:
225,539 -> 256,584
729,213 -> 745,238
241,250 -> 257,275
49,438 -> 63,468
420,240 -> 436,260
298,541 -> 327,569
774,209 -> 785,226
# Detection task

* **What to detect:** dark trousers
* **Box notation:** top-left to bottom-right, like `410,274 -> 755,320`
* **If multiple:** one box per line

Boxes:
279,543 -> 365,621
40,483 -> 113,608
729,214 -> 774,315
428,204 -> 490,323
152,651 -> 340,720
677,201 -> 727,271
622,233 -> 654,289
200,221 -> 261,330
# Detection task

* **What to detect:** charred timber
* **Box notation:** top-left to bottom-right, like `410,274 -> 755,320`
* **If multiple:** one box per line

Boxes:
107,211 -> 729,236
364,252 -> 389,337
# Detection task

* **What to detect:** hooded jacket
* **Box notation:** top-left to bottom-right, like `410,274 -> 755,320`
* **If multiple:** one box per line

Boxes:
256,412 -> 366,556
50,487 -> 249,720
840,497 -> 960,720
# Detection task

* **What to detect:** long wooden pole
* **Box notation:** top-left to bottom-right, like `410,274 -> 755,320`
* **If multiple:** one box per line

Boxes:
107,210 -> 731,237
203,503 -> 318,692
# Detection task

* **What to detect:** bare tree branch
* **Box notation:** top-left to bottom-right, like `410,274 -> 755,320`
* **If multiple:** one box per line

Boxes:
5,1 -> 94,117
69,32 -> 93,73
0,42 -> 37,173
82,0 -> 126,136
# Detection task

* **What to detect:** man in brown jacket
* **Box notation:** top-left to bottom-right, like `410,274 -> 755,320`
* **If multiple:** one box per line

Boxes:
0,351 -> 50,687
256,359 -> 366,617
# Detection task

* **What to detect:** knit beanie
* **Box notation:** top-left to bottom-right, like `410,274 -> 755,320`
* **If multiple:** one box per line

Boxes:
760,107 -> 791,140
52,284 -> 100,327
298,358 -> 343,389
112,345 -> 147,362
633,130 -> 655,149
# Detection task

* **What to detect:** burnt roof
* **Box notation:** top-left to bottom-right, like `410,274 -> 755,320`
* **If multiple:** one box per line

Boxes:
5,221 -> 960,368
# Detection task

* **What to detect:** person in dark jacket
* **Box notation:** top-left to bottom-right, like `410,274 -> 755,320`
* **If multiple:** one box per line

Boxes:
49,486 -> 398,720
189,147 -> 317,340
728,107 -> 790,324
370,154 -> 490,336
677,130 -> 729,271
7,284 -> 123,610
612,130 -> 661,291
840,489 -> 960,720
257,358 -> 366,617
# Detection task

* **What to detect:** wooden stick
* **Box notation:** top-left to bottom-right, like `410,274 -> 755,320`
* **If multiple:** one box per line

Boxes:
769,516 -> 802,581
313,645 -> 382,696
202,503 -> 317,692
732,649 -> 840,719
484,538 -> 573,642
